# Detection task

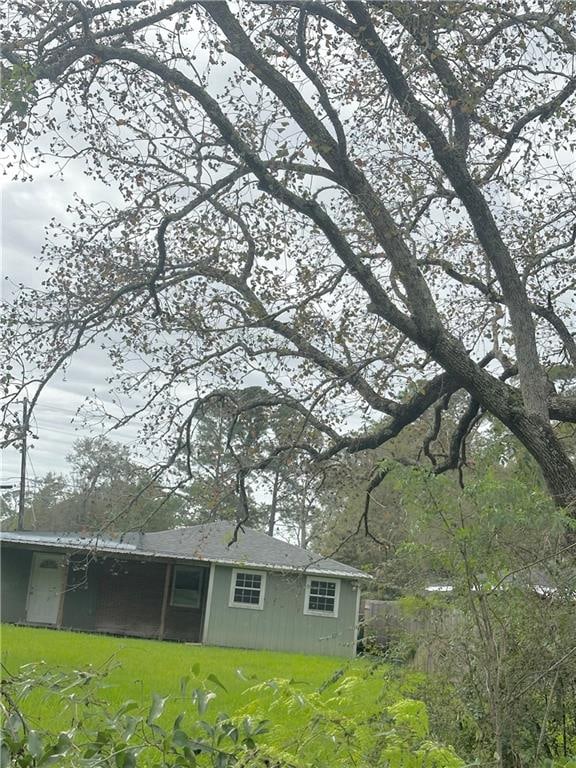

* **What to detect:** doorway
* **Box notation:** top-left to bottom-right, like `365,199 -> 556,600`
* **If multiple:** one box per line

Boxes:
26,552 -> 67,625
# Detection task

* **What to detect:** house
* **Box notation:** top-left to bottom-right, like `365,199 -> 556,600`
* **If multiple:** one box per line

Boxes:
0,522 -> 369,657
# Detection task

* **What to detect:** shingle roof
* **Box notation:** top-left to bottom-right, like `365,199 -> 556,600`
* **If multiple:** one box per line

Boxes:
139,522 -> 368,579
0,523 -> 369,580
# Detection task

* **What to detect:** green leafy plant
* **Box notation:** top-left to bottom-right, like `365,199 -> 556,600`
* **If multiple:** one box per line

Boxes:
1,658 -> 465,768
2,62 -> 38,136
380,462 -> 576,767
1,661 -> 272,767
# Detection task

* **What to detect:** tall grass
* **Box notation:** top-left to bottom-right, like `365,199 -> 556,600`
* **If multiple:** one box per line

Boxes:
1,624 -> 385,731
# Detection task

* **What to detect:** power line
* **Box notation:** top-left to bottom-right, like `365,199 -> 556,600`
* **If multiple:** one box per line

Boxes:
27,449 -> 39,485
30,402 -> 150,425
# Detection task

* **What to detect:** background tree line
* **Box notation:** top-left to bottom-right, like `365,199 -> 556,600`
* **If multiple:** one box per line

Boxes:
2,387 -> 328,540
315,423 -> 576,766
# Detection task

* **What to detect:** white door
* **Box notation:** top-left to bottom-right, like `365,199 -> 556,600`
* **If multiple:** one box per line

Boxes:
26,553 -> 67,625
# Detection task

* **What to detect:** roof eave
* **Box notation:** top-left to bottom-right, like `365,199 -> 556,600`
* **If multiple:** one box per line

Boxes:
0,535 -> 371,580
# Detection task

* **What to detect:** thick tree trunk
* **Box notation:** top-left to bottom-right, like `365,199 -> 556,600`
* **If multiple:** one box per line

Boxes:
508,416 -> 576,512
428,336 -> 576,513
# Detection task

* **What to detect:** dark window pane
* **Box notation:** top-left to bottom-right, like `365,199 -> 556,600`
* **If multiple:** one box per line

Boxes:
308,580 -> 336,613
309,595 -> 335,612
233,572 -> 262,605
172,567 -> 203,607
175,569 -> 201,590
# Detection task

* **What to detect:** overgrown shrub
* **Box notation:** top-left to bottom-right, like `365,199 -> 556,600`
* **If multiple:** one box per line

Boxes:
381,465 -> 576,767
1,658 -> 463,767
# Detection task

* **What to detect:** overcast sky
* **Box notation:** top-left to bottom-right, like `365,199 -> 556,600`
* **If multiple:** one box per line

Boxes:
1,172 -> 142,488
0,25 -> 243,493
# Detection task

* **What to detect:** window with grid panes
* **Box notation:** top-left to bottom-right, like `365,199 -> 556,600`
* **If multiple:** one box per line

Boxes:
305,577 -> 339,616
230,570 -> 265,608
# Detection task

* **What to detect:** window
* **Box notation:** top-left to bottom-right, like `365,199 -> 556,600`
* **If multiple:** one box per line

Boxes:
171,566 -> 204,608
229,569 -> 266,610
304,577 -> 340,617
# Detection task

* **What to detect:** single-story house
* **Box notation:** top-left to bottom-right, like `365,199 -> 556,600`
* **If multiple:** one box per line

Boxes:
0,522 -> 369,657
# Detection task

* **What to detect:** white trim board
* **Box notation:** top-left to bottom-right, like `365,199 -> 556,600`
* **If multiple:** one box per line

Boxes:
201,563 -> 216,643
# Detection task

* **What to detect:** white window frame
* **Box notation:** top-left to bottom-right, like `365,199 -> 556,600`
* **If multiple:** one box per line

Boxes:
170,565 -> 204,608
304,576 -> 340,618
229,568 -> 266,610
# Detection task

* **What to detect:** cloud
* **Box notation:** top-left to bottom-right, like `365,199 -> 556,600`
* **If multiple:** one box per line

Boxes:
2,174 -> 143,481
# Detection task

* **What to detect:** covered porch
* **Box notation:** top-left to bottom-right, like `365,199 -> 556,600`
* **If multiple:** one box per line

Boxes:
1,547 -> 212,643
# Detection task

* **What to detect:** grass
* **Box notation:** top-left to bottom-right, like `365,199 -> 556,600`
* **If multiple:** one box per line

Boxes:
1,624 -> 388,734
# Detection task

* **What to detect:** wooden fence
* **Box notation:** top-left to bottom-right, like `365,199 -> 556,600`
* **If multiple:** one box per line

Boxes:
361,598 -> 463,672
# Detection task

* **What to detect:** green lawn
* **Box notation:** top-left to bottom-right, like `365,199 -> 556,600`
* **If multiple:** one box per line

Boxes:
2,626 -> 453,767
1,624 -> 388,733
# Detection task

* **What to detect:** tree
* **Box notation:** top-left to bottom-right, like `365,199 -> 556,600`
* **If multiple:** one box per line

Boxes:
2,2 -> 576,515
380,463 -> 576,767
306,413 -> 576,765
313,403 -> 482,584
18,437 -> 186,532
181,389 -> 269,524
182,386 -> 329,543
25,471 -> 68,529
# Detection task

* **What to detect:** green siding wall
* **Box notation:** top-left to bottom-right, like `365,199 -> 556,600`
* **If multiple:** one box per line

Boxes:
204,566 -> 359,657
61,555 -> 98,631
1,547 -> 33,623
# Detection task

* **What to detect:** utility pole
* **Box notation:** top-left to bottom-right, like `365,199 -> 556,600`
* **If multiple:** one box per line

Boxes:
17,397 -> 28,531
